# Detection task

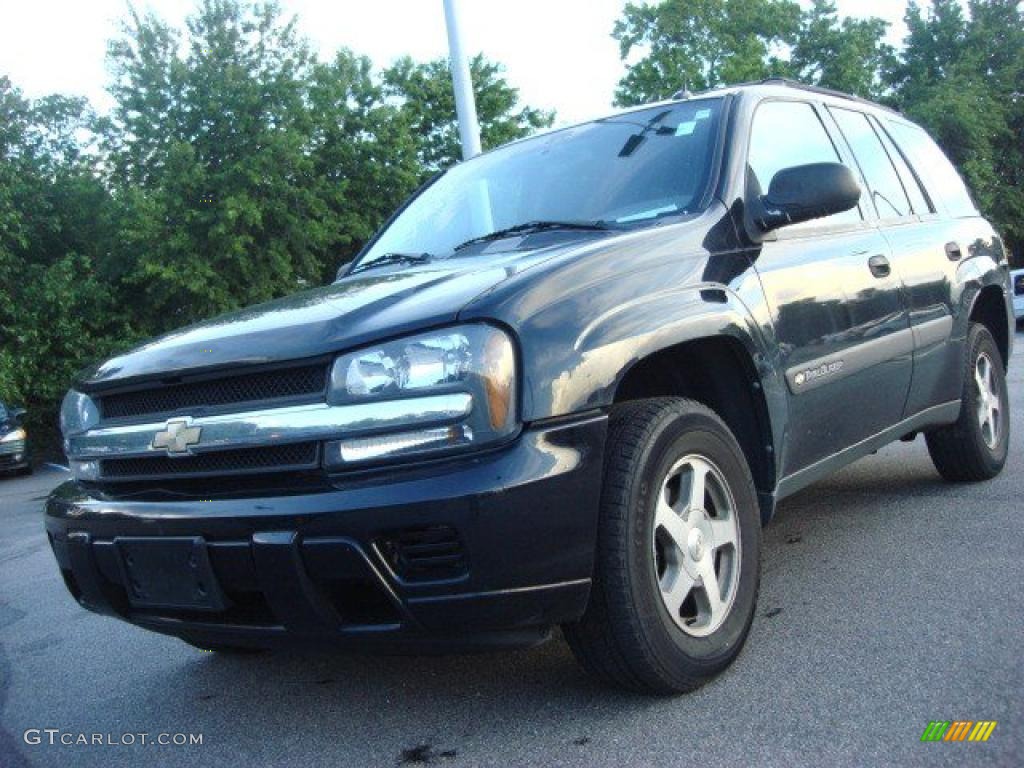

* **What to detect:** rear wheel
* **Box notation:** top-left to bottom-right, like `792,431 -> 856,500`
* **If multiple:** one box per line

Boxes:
563,398 -> 761,694
926,323 -> 1009,481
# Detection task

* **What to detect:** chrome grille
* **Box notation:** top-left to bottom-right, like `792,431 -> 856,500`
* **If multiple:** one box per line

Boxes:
0,439 -> 26,456
98,364 -> 327,421
99,442 -> 319,481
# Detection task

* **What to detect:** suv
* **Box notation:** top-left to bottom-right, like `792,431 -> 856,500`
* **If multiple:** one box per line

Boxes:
46,80 -> 1012,693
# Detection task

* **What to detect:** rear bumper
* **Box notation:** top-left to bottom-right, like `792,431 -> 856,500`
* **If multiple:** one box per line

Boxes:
44,414 -> 606,651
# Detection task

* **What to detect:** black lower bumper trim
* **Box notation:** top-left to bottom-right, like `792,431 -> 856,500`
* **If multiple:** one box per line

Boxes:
45,415 -> 607,649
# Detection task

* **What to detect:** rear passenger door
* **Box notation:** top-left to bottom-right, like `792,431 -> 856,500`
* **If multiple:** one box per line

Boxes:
876,119 -> 994,415
748,100 -> 912,476
827,106 -> 939,418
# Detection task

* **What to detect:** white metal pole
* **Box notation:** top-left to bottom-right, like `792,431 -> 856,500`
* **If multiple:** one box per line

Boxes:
442,0 -> 482,160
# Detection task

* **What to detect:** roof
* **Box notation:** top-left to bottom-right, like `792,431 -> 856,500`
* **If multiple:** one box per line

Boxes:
672,77 -> 902,116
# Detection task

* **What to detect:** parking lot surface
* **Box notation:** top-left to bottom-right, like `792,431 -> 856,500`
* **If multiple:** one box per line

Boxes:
1,334 -> 1022,767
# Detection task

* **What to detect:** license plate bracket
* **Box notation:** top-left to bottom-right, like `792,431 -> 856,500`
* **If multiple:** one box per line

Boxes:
116,536 -> 226,612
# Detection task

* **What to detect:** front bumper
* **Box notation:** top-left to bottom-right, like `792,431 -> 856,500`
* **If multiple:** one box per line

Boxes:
0,439 -> 29,473
44,414 -> 606,651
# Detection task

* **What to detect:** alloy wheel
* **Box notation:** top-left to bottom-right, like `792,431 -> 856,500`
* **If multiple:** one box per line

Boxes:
975,352 -> 1002,450
652,454 -> 741,637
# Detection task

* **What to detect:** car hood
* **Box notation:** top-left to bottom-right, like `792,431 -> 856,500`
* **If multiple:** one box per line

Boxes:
76,244 -> 581,390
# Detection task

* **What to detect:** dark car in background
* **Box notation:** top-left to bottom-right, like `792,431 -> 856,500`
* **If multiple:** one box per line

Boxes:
0,401 -> 31,476
46,79 -> 1012,693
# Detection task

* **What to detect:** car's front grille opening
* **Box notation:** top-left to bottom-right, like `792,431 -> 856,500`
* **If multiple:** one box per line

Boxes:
378,526 -> 468,583
323,579 -> 402,626
100,442 -> 320,481
98,363 -> 328,420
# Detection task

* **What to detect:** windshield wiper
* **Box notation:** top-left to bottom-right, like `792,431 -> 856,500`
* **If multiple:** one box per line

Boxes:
349,252 -> 432,275
453,220 -> 614,251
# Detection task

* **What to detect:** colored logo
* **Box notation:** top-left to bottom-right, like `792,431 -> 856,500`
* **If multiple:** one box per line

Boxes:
921,721 -> 997,742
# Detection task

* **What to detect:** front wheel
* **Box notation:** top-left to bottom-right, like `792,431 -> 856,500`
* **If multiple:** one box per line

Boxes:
563,398 -> 761,694
926,323 -> 1009,482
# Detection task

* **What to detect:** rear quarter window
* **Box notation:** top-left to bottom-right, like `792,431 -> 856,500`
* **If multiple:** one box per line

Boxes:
885,120 -> 978,218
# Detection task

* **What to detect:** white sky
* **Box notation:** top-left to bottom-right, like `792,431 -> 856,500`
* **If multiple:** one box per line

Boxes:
2,0 -> 924,126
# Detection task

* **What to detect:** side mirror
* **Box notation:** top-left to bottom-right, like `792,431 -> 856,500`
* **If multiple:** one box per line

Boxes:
756,162 -> 860,231
10,407 -> 25,423
335,260 -> 353,281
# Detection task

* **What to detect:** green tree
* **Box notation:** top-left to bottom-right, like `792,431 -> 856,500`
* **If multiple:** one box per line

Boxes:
790,0 -> 894,99
383,54 -> 555,172
888,0 -> 1024,260
0,79 -> 129,454
0,1 -> 579,457
612,0 -> 802,106
103,0 -> 332,333
308,51 -> 421,277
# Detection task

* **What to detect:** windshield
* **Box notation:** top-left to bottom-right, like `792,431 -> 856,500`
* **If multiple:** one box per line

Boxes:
357,98 -> 723,268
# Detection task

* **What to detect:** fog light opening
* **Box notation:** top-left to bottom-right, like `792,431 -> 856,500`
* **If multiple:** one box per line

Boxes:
326,425 -> 473,466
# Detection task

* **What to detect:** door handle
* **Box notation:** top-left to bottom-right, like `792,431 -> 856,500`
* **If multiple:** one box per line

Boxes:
868,254 -> 891,278
945,241 -> 962,261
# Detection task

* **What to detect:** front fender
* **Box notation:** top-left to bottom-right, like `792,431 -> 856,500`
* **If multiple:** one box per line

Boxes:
466,250 -> 784,444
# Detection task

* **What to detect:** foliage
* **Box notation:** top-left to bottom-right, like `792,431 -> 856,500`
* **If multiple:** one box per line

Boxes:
790,0 -> 895,99
0,0 -> 551,457
383,55 -> 554,173
613,0 -> 1024,259
890,0 -> 1024,258
612,0 -> 802,105
0,79 -> 130,454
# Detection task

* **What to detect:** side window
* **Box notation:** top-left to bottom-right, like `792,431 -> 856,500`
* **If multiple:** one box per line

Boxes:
869,115 -> 932,215
748,100 -> 861,229
886,120 -> 978,218
830,107 -> 912,220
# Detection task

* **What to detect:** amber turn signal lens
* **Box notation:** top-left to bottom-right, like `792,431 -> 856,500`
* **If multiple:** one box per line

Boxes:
481,330 -> 515,430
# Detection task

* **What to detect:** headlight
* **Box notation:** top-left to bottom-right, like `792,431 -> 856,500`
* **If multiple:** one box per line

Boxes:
325,324 -> 518,466
60,391 -> 100,475
0,428 -> 26,443
60,390 -> 100,435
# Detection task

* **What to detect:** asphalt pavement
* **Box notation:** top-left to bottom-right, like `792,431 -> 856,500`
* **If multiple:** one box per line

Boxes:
1,334 -> 1022,768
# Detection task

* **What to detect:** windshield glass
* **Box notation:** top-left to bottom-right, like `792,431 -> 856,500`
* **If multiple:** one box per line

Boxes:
358,98 -> 723,267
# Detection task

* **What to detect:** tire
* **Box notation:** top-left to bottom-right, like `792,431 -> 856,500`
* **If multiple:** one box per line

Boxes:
563,398 -> 761,694
926,323 -> 1010,482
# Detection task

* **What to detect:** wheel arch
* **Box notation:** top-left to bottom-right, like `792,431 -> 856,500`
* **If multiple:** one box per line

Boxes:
612,329 -> 781,523
967,283 -> 1010,370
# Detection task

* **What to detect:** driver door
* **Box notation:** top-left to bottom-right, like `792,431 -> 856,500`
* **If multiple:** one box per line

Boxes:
748,99 -> 912,476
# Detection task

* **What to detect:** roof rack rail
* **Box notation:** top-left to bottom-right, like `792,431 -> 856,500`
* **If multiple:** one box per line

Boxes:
671,77 -> 899,115
757,77 -> 900,114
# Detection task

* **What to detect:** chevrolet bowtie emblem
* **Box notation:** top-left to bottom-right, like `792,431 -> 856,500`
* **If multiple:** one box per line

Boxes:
151,418 -> 202,455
